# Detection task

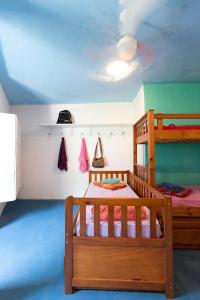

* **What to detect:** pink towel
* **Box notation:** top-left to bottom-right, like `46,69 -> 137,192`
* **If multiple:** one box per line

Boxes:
79,137 -> 89,173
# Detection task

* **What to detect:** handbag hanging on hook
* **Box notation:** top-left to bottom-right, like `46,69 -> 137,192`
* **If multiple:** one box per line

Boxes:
92,137 -> 105,168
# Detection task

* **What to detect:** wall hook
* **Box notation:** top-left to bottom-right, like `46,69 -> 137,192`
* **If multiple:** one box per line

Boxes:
122,131 -> 125,136
48,128 -> 52,137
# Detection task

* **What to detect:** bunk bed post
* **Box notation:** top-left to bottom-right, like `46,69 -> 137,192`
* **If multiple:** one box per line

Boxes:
64,196 -> 73,294
133,125 -> 137,175
164,197 -> 174,299
147,110 -> 155,186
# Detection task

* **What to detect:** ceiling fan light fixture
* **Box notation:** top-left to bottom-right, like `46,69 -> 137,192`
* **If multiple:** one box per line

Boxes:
106,60 -> 132,80
117,35 -> 137,61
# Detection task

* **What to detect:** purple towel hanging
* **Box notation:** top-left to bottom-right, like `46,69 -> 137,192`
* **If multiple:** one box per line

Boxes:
58,137 -> 67,171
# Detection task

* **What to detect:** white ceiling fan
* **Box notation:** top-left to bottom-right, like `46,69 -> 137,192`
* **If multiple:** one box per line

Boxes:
89,0 -> 164,82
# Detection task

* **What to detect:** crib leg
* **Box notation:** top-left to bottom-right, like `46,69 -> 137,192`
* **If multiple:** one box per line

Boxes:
64,196 -> 73,294
64,256 -> 72,294
165,285 -> 174,299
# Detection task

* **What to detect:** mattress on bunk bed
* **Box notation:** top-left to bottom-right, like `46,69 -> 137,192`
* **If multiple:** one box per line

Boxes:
171,186 -> 200,207
76,183 -> 161,238
162,125 -> 200,130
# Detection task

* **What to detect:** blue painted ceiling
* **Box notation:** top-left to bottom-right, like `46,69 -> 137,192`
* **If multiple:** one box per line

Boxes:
0,0 -> 200,104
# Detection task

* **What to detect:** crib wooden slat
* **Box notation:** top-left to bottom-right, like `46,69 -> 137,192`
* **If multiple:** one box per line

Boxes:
150,207 -> 156,238
108,206 -> 114,237
100,173 -> 102,181
121,205 -> 127,237
135,206 -> 142,238
121,173 -> 124,181
89,172 -> 92,183
94,205 -> 100,237
80,205 -> 86,237
94,173 -> 97,181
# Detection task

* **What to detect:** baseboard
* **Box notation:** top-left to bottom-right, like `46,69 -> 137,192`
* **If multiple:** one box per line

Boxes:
17,199 -> 64,201
0,202 -> 6,216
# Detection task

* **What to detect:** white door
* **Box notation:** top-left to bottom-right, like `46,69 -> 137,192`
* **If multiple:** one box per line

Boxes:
0,113 -> 17,202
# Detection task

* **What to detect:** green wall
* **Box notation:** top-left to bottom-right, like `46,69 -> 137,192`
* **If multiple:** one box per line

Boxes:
144,83 -> 200,185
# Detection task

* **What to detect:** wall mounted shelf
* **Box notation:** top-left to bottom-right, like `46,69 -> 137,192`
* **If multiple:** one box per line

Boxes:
37,123 -> 132,129
37,123 -> 133,137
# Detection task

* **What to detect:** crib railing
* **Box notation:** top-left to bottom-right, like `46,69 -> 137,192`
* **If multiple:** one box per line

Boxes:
69,197 -> 169,239
128,172 -> 164,199
64,171 -> 173,297
134,112 -> 149,138
66,170 -> 170,240
134,164 -> 148,183
134,110 -> 200,140
89,170 -> 129,183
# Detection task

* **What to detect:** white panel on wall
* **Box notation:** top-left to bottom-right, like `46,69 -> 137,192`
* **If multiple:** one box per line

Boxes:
16,118 -> 21,196
0,113 -> 18,202
0,84 -> 10,214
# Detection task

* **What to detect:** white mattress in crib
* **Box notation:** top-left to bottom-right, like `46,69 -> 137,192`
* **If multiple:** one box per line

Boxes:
76,183 -> 161,238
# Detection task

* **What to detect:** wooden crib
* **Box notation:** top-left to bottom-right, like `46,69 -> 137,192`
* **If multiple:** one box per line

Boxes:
64,170 -> 173,298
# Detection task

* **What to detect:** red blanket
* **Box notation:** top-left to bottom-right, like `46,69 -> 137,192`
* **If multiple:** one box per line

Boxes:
91,205 -> 147,221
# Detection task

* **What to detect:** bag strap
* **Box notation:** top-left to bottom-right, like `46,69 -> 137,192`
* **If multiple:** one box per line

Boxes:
94,137 -> 103,158
98,137 -> 103,156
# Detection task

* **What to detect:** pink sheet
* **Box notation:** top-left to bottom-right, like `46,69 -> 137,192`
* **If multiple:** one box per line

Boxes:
171,186 -> 200,207
154,125 -> 200,130
163,125 -> 200,130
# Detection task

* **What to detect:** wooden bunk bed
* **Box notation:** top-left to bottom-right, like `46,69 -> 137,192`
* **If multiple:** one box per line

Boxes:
133,110 -> 200,249
64,170 -> 173,298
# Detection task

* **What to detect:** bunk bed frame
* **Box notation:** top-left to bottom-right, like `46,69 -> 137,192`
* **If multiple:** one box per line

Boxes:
64,170 -> 173,298
133,110 -> 200,249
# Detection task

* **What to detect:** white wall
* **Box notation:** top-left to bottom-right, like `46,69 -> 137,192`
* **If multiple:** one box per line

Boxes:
0,84 -> 10,214
11,86 -> 145,199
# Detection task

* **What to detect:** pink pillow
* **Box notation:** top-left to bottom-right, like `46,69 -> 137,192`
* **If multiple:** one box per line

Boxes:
91,205 -> 147,221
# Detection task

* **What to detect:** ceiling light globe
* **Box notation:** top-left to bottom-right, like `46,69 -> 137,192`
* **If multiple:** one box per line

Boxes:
117,35 -> 137,61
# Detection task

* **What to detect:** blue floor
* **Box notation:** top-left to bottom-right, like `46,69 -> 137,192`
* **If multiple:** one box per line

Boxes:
0,200 -> 200,300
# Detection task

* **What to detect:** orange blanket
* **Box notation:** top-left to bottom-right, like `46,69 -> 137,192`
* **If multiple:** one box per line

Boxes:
94,181 -> 127,190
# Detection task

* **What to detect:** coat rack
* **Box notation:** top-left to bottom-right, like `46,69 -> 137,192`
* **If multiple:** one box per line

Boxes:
37,123 -> 132,137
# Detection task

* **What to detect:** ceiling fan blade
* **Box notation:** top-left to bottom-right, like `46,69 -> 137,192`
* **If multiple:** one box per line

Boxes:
137,41 -> 156,65
85,45 -> 118,62
119,0 -> 165,35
